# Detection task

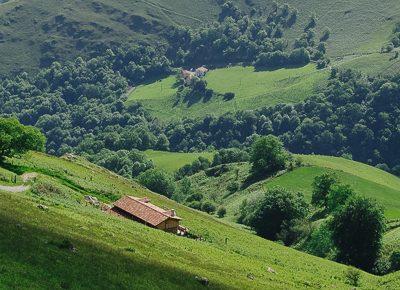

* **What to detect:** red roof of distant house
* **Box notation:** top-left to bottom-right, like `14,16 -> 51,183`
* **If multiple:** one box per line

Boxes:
113,196 -> 181,227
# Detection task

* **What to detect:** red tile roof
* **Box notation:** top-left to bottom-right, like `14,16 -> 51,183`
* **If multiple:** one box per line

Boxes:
113,196 -> 181,227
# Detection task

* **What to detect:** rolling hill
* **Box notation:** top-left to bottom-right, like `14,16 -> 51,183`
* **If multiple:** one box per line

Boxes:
183,154 -> 400,220
1,151 -> 398,289
1,0 -> 399,75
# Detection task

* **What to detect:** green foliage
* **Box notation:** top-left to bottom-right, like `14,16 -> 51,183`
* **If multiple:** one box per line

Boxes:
344,267 -> 361,287
212,148 -> 249,166
175,157 -> 211,180
250,135 -> 289,177
217,206 -> 227,218
0,117 -> 45,160
326,184 -> 355,212
88,149 -> 153,178
137,169 -> 175,198
303,222 -> 334,258
242,187 -> 309,240
330,196 -> 386,271
201,201 -> 216,214
390,251 -> 400,271
311,172 -> 338,207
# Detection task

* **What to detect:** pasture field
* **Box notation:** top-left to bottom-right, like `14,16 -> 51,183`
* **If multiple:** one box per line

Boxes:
144,149 -> 213,173
184,155 -> 400,220
1,151 -> 396,289
127,64 -> 328,121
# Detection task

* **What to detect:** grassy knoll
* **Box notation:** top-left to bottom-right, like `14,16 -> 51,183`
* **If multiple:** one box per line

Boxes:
1,151 -> 396,288
184,155 -> 400,220
127,64 -> 327,121
144,150 -> 213,173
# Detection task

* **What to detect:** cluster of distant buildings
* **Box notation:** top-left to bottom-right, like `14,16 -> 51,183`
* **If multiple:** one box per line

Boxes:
180,66 -> 209,85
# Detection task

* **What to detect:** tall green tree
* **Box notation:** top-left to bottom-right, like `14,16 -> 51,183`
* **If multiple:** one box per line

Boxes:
330,196 -> 385,271
245,187 -> 309,240
250,135 -> 289,177
0,117 -> 45,161
311,172 -> 338,207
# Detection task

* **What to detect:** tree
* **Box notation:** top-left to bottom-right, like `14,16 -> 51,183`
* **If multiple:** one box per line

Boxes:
217,206 -> 227,218
138,169 -> 175,198
311,172 -> 338,207
245,187 -> 309,240
330,196 -> 385,271
326,184 -> 355,212
0,117 -> 45,161
250,135 -> 289,177
201,201 -> 216,214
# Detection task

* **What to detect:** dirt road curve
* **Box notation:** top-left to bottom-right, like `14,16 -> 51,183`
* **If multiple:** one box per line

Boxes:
0,185 -> 30,192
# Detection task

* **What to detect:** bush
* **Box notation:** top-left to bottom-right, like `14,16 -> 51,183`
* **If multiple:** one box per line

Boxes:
212,148 -> 249,166
344,267 -> 361,287
250,135 -> 289,177
187,201 -> 202,210
330,196 -> 385,271
138,169 -> 175,198
217,206 -> 227,218
244,187 -> 309,240
303,222 -> 334,258
311,173 -> 338,208
186,192 -> 204,202
223,92 -> 235,101
201,201 -> 216,214
226,181 -> 239,193
326,184 -> 355,212
390,251 -> 400,271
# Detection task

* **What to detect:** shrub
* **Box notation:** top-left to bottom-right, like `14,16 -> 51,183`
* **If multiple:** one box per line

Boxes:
201,201 -> 216,214
344,267 -> 361,287
390,251 -> 400,271
138,169 -> 175,198
226,181 -> 239,193
212,148 -> 249,166
223,92 -> 235,101
250,135 -> 289,177
311,172 -> 338,208
217,206 -> 227,218
187,201 -> 202,210
330,196 -> 385,271
186,192 -> 204,202
326,184 -> 355,212
244,187 -> 309,240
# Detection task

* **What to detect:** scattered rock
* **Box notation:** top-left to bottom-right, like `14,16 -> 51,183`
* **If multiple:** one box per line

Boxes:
267,267 -> 277,274
84,195 -> 99,206
195,276 -> 209,286
247,273 -> 255,280
37,204 -> 49,211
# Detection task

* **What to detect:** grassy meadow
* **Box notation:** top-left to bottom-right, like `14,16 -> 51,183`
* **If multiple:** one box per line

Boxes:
144,150 -> 213,173
127,64 -> 328,121
2,151 -> 398,288
183,155 -> 400,220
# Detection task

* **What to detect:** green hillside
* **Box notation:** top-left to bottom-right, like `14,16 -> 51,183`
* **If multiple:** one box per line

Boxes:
127,64 -> 328,120
144,150 -> 213,173
184,155 -> 400,220
2,152 -> 397,289
1,0 -> 399,75
0,0 -> 221,75
270,0 -> 400,57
